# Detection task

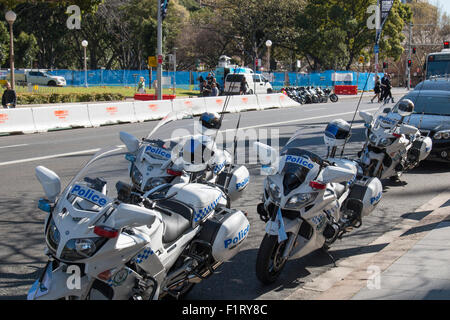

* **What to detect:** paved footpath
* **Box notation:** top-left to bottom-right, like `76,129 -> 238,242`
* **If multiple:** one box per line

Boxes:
286,188 -> 450,300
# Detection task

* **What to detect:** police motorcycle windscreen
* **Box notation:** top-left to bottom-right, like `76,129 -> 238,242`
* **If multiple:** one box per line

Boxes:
29,147 -> 147,300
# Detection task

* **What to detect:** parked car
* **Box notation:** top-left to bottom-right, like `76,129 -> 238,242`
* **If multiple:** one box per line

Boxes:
7,70 -> 66,87
223,73 -> 273,95
384,87 -> 450,162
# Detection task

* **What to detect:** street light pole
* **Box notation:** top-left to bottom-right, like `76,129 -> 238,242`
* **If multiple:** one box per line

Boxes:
157,0 -> 163,100
5,10 -> 16,90
265,40 -> 272,72
82,40 -> 88,88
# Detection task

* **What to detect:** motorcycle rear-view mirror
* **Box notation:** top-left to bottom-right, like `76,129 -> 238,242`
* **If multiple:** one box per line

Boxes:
120,131 -> 140,153
359,111 -> 373,124
35,166 -> 61,203
320,165 -> 355,185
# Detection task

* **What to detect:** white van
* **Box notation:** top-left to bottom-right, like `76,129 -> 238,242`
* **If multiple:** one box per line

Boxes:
223,73 -> 273,95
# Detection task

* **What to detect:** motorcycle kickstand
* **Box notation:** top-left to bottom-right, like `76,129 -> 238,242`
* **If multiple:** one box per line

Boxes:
321,246 -> 337,267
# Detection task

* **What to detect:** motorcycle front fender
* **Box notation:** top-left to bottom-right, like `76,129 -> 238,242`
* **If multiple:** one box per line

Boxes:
265,216 -> 299,236
27,262 -> 91,300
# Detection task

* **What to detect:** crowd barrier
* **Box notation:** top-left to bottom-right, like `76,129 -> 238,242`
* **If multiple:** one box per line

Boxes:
0,93 -> 300,135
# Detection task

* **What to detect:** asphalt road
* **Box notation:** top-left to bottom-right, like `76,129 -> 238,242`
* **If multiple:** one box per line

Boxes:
0,92 -> 448,300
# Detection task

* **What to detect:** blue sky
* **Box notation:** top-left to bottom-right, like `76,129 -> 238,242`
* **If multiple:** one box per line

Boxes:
430,0 -> 450,16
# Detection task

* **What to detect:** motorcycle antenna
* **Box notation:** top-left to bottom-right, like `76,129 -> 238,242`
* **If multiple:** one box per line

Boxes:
340,72 -> 372,157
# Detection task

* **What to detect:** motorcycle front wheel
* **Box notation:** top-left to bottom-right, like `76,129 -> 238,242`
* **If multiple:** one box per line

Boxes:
256,234 -> 289,284
330,94 -> 338,102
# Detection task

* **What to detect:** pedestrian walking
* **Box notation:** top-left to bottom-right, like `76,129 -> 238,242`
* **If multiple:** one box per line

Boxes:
240,77 -> 248,95
371,75 -> 381,103
383,74 -> 394,104
197,75 -> 205,94
2,82 -> 16,108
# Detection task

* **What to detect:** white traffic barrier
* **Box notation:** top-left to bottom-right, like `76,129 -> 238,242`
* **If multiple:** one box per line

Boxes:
32,104 -> 91,132
172,97 -> 206,115
230,94 -> 259,112
204,96 -> 236,113
0,108 -> 36,134
88,102 -> 136,127
256,94 -> 282,110
278,93 -> 301,108
133,100 -> 173,122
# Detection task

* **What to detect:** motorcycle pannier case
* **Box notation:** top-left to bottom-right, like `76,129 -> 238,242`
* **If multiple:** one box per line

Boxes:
197,208 -> 250,262
345,176 -> 382,217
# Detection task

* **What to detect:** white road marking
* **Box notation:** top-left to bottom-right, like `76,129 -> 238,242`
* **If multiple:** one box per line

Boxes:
0,148 -> 101,167
0,107 -> 379,167
0,144 -> 28,149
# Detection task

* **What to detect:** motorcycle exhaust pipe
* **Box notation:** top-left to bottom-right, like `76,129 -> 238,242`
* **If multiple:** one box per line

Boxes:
187,261 -> 223,284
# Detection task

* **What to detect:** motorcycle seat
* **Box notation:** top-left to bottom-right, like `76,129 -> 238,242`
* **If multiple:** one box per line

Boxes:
156,199 -> 194,243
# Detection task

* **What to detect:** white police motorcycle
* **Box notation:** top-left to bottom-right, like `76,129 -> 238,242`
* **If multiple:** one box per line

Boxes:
358,99 -> 432,180
28,144 -> 250,300
120,111 -> 249,201
253,120 -> 382,284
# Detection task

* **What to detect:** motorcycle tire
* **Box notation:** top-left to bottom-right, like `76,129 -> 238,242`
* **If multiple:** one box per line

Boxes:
255,234 -> 289,284
330,94 -> 338,103
312,96 -> 319,103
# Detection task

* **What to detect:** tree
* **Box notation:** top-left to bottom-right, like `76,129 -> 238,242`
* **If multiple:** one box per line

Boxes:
0,22 -> 8,66
295,0 -> 411,71
14,31 -> 38,68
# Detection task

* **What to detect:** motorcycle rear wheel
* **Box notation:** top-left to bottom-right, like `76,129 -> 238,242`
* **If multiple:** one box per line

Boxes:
256,234 -> 288,284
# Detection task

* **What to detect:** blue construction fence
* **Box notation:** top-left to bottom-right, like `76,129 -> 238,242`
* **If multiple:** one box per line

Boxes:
47,69 -> 383,91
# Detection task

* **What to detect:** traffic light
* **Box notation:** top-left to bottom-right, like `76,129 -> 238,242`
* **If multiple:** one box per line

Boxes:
160,0 -> 170,21
383,62 -> 388,69
444,41 -> 450,49
412,47 -> 416,54
408,60 -> 412,68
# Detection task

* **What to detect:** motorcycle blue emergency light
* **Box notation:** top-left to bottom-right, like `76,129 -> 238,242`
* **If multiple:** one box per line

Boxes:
38,198 -> 51,213
125,153 -> 136,162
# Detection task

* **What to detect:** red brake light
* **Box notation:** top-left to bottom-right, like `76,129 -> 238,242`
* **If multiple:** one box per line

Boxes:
167,169 -> 182,176
97,270 -> 112,281
309,181 -> 327,190
94,226 -> 119,238
393,133 -> 402,138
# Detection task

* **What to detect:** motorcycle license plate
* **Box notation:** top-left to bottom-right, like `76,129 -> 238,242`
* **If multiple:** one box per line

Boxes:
27,261 -> 53,300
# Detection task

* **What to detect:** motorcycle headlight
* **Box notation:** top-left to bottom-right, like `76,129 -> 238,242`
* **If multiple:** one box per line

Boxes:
285,192 -> 318,209
45,217 -> 60,254
144,177 -> 167,191
434,130 -> 450,140
378,137 -> 395,147
266,178 -> 281,203
60,237 -> 107,261
131,165 -> 143,187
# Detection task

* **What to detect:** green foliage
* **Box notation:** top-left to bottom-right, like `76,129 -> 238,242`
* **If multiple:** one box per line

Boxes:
0,22 -> 8,66
16,92 -> 125,104
14,31 -> 38,68
295,0 -> 411,70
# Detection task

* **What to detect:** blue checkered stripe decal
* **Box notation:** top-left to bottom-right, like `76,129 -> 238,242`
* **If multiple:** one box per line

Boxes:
106,268 -> 133,287
193,195 -> 222,222
134,247 -> 154,264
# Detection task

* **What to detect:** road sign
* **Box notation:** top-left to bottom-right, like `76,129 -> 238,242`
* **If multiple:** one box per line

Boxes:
148,56 -> 157,68
374,45 -> 379,53
158,55 -> 163,64
359,56 -> 365,64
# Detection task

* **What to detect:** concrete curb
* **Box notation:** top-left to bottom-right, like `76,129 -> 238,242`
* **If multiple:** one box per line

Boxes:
285,188 -> 450,300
